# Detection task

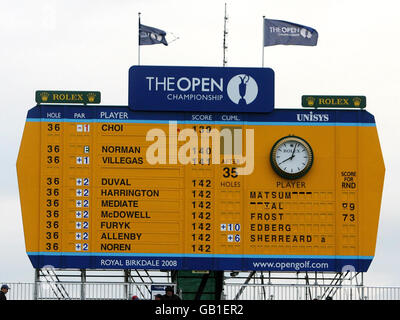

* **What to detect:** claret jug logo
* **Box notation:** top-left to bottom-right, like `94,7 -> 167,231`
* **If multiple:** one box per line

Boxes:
300,28 -> 313,39
227,74 -> 258,106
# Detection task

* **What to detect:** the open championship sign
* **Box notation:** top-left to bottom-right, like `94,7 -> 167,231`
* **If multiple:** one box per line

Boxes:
128,65 -> 274,113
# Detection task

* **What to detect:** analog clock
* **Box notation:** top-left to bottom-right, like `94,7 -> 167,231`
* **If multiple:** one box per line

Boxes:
270,136 -> 313,179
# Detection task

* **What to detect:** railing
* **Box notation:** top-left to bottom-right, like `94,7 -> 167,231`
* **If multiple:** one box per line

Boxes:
224,284 -> 400,300
3,282 -> 400,300
5,282 -> 169,300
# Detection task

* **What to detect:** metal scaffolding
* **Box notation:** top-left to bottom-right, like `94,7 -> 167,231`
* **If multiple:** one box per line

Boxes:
31,267 -> 367,300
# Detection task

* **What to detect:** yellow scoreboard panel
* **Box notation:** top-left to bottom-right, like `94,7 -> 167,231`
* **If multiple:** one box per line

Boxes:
17,106 -> 385,271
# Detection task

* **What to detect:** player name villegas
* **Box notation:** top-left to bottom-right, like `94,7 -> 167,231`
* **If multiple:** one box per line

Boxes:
102,156 -> 144,164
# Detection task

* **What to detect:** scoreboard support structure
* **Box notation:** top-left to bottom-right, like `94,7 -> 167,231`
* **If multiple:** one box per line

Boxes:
32,267 -> 175,300
226,270 -> 364,300
31,267 -> 363,300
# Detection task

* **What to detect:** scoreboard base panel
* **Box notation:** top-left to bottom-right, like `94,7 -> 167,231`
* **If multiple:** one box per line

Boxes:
27,253 -> 373,272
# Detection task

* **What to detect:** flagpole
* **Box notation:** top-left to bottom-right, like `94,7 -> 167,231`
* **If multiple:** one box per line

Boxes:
138,12 -> 141,65
262,15 -> 265,67
223,2 -> 228,67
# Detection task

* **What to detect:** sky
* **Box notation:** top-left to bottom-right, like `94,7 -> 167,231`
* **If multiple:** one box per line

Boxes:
0,0 -> 399,286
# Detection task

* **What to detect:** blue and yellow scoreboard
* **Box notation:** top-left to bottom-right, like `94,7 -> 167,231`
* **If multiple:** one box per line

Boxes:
17,105 -> 385,272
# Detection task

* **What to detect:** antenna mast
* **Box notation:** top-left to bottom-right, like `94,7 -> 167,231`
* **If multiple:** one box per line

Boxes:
223,3 -> 228,67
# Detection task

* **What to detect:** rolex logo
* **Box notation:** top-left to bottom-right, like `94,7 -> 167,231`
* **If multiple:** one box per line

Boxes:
40,92 -> 49,102
36,90 -> 101,104
87,92 -> 97,103
353,97 -> 361,107
306,96 -> 315,107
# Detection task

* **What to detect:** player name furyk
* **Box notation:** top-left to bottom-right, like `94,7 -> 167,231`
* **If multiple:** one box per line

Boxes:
154,304 -> 244,318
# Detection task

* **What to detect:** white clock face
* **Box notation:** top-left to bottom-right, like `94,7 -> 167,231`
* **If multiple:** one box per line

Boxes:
275,141 -> 309,174
270,136 -> 313,179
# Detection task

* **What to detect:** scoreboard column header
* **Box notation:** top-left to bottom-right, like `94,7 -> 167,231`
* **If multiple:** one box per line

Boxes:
128,66 -> 275,113
26,105 -> 377,125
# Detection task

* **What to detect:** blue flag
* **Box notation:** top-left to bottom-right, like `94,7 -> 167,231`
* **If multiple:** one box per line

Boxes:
264,19 -> 318,46
139,23 -> 168,46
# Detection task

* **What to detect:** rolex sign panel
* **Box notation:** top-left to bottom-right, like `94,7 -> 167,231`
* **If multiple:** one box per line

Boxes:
128,66 -> 275,113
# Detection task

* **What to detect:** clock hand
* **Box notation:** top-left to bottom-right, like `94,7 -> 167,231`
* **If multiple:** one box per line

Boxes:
291,143 -> 297,159
278,156 -> 293,165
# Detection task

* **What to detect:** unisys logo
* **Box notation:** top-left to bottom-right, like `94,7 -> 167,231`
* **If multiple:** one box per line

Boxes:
296,111 -> 329,122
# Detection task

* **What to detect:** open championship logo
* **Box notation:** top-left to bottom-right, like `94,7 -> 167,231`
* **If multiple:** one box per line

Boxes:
300,28 -> 312,39
227,74 -> 258,106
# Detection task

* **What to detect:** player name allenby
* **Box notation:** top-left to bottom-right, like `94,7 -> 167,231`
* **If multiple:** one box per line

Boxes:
100,233 -> 142,240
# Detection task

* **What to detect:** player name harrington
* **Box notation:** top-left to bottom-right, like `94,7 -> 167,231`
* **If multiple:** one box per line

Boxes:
100,189 -> 159,197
